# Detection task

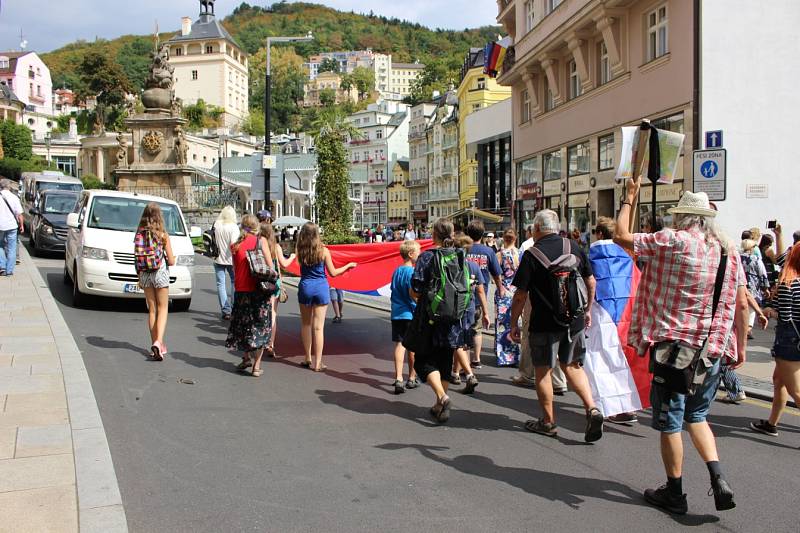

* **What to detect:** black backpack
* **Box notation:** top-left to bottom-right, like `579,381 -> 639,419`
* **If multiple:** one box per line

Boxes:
203,223 -> 219,259
425,248 -> 472,324
527,238 -> 588,328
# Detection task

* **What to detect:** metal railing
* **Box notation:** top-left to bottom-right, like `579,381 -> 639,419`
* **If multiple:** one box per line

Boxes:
116,185 -> 244,210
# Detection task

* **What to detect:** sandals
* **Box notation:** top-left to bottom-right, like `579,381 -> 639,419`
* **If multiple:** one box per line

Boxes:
430,395 -> 452,423
524,419 -> 558,437
150,341 -> 164,361
236,359 -> 253,371
252,368 -> 263,377
300,361 -> 311,368
265,347 -> 276,358
312,365 -> 328,373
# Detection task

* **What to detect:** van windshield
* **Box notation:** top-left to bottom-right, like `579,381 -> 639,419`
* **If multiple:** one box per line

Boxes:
86,197 -> 187,236
36,182 -> 82,194
43,193 -> 79,214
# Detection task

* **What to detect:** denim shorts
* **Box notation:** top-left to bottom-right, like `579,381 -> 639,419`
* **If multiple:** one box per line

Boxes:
650,357 -> 722,433
772,322 -> 800,362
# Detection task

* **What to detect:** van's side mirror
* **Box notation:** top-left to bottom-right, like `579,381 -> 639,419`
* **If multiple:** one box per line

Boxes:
28,207 -> 39,216
66,212 -> 80,229
190,226 -> 202,238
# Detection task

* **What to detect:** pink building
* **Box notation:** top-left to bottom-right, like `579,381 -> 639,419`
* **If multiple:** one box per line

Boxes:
497,0 -> 693,231
0,51 -> 53,115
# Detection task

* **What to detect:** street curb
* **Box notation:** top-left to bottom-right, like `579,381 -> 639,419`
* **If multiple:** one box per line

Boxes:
21,246 -> 129,532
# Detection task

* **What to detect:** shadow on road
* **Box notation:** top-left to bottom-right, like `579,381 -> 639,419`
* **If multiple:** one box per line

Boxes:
85,336 -> 150,359
44,272 -> 148,313
708,412 -> 800,450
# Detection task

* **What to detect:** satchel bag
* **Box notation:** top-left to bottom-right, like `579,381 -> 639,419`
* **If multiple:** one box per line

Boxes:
245,236 -> 279,283
651,252 -> 727,395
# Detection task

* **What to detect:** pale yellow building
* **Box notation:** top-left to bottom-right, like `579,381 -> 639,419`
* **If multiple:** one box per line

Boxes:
303,71 -> 358,107
169,0 -> 249,127
390,63 -> 425,99
388,159 -> 410,225
457,48 -> 512,209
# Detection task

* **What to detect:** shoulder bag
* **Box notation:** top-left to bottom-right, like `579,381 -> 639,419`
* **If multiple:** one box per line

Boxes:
245,236 -> 279,295
651,251 -> 727,395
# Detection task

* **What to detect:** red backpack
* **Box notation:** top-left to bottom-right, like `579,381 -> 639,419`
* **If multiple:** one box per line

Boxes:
134,229 -> 164,273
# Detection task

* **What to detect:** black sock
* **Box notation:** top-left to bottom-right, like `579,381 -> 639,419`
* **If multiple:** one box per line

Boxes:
666,476 -> 682,495
707,460 -> 723,481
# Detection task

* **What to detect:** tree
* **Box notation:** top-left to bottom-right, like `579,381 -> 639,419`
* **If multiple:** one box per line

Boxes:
249,47 -> 305,134
241,108 -> 266,136
318,57 -> 340,74
349,67 -> 375,101
0,120 -> 33,160
116,37 -> 153,92
406,59 -> 456,105
77,51 -> 133,108
182,99 -> 224,131
313,109 -> 360,242
319,88 -> 336,107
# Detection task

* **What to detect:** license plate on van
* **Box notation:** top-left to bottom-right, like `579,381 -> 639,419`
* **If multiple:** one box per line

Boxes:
124,283 -> 143,294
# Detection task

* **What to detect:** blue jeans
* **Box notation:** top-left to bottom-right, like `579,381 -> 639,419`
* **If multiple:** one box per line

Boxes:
0,228 -> 18,275
214,263 -> 235,315
650,357 -> 722,433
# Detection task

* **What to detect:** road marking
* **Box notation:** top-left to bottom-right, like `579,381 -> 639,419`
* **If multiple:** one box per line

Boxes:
742,397 -> 799,416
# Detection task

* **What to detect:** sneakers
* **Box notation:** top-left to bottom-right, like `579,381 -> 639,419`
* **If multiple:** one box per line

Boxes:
585,407 -> 604,443
449,373 -> 462,385
644,485 -> 688,515
471,360 -> 482,369
393,380 -> 405,395
524,418 -> 558,437
749,419 -> 779,437
732,391 -> 747,403
709,475 -> 736,511
405,377 -> 420,389
332,316 -> 342,323
511,375 -> 535,387
463,375 -> 479,394
607,412 -> 638,425
430,394 -> 452,423
553,387 -> 567,396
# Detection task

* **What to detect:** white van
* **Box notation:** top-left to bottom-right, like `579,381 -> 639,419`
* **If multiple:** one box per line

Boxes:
20,171 -> 83,232
64,190 -> 196,310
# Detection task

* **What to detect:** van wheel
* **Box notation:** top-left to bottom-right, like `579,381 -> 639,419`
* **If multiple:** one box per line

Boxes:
72,263 -> 87,308
171,298 -> 191,312
63,263 -> 72,285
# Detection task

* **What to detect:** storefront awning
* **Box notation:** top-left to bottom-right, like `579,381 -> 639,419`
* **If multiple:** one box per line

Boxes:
445,207 -> 504,223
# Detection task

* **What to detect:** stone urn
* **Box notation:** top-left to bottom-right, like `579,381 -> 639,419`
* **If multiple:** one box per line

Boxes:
142,87 -> 171,110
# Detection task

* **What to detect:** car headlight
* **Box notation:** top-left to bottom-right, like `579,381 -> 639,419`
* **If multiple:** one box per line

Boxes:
81,246 -> 108,260
176,255 -> 195,266
42,224 -> 54,235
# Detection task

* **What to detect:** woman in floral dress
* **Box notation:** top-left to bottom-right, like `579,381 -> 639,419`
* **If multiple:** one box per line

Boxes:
495,229 -> 521,366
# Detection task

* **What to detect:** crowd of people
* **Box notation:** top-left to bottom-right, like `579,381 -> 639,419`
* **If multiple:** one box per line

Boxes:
129,174 -> 800,517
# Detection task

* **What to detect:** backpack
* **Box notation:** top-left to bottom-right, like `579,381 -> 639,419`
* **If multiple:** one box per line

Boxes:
203,223 -> 219,258
134,229 -> 164,273
527,238 -> 588,328
425,248 -> 472,324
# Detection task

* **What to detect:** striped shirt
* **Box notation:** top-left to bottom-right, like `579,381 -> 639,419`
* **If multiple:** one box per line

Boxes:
631,227 -> 746,360
776,278 -> 800,324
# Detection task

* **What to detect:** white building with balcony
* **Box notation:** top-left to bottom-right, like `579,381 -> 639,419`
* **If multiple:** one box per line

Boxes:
0,51 -> 53,114
408,102 -> 437,225
346,100 -> 409,228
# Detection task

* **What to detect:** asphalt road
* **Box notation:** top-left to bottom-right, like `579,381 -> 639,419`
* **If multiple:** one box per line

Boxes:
29,248 -> 800,533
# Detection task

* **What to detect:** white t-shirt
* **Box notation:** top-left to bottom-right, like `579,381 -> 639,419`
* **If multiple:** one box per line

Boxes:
214,222 -> 241,265
520,237 -> 535,253
403,230 -> 416,241
0,190 -> 22,231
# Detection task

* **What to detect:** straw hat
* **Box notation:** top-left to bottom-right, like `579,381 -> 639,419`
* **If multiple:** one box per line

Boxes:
667,191 -> 717,217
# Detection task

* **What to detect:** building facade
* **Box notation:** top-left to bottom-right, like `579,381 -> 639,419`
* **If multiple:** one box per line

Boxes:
169,1 -> 249,127
304,50 -> 376,80
346,100 -> 409,228
497,0 -> 694,232
302,71 -> 358,107
426,91 -> 460,222
390,63 -> 425,99
0,51 -> 53,115
407,102 -> 436,226
388,159 -> 410,225
457,49 -> 512,209
0,84 -> 24,124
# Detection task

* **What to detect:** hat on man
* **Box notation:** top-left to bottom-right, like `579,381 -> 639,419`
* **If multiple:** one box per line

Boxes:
667,191 -> 717,218
257,209 -> 272,222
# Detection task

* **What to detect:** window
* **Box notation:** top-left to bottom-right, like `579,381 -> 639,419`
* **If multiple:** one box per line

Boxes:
524,0 -> 535,32
568,60 -> 581,99
521,89 -> 531,123
544,84 -> 555,111
599,41 -> 611,85
652,112 -> 684,134
598,134 -> 615,171
175,48 -> 183,56
517,156 -> 540,185
546,0 -> 562,15
37,85 -> 42,96
0,58 -> 8,69
543,150 -> 562,181
477,77 -> 486,90
567,142 -> 589,176
28,68 -> 34,78
191,70 -> 198,80
376,129 -> 383,139
472,103 -> 481,111
206,45 -> 214,54
647,4 -> 669,62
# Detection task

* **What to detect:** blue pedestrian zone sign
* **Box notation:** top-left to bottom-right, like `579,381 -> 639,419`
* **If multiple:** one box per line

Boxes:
693,149 -> 726,201
705,130 -> 723,148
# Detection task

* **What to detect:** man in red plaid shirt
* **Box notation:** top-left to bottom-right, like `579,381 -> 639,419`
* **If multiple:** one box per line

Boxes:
615,177 -> 749,516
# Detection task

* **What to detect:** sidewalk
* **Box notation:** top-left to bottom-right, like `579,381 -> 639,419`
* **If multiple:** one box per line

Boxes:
283,278 -> 785,403
0,247 -> 126,533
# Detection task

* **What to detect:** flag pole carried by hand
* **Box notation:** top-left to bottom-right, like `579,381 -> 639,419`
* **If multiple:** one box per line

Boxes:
628,120 -> 651,233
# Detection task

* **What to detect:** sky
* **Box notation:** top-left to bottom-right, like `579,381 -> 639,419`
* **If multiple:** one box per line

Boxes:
0,0 -> 499,53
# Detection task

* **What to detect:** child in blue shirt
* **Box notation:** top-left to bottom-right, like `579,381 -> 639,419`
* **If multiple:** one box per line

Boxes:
391,240 -> 421,394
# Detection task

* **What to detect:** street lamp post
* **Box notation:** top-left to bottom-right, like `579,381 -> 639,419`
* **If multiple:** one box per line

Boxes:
265,32 -> 313,212
44,132 -> 51,165
217,135 -> 224,193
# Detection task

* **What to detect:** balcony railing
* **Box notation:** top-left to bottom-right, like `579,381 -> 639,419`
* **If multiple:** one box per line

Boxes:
442,165 -> 455,177
442,139 -> 457,150
407,178 -> 428,187
409,131 -> 426,141
429,191 -> 459,201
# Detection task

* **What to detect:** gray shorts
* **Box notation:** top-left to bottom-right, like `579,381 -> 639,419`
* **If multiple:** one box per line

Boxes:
530,329 -> 586,368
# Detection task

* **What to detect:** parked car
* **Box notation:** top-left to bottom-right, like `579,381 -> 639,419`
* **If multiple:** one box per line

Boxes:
64,190 -> 198,310
20,171 -> 83,232
28,189 -> 80,255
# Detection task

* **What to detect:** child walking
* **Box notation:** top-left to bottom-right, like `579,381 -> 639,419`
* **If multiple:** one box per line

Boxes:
134,203 -> 175,361
390,240 -> 421,394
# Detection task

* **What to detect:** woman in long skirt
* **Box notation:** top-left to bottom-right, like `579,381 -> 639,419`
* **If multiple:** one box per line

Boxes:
495,229 -> 520,366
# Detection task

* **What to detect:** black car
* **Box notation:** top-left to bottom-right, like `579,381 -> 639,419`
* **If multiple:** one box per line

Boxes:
28,190 -> 80,255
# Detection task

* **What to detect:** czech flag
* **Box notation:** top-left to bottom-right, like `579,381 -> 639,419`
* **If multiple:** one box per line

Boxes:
285,240 -> 435,296
583,240 -> 651,416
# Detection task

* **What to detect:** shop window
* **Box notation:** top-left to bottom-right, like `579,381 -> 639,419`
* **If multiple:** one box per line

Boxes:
567,142 -> 589,176
598,134 -> 615,171
543,149 -> 561,181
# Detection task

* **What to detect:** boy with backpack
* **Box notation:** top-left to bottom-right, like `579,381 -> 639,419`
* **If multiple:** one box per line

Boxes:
391,240 -> 421,394
509,210 -> 605,443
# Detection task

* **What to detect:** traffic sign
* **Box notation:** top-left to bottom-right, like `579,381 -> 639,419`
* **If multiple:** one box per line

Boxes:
262,155 -> 277,170
705,130 -> 723,148
693,149 -> 726,201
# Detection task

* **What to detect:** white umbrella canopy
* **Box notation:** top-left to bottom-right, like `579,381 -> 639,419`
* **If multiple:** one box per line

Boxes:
272,215 -> 309,227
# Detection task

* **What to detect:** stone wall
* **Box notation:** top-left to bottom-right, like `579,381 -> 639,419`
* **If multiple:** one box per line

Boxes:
183,209 -> 218,230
